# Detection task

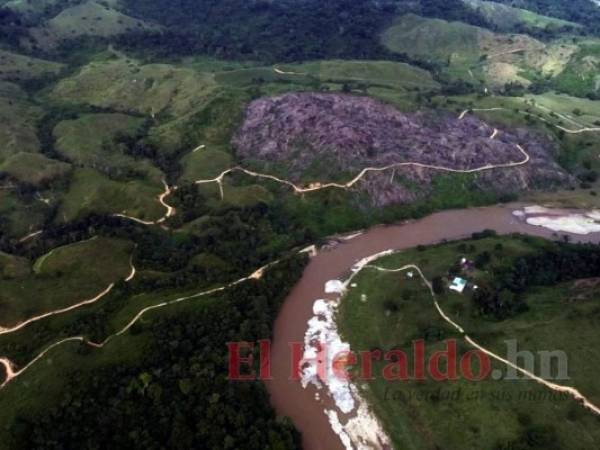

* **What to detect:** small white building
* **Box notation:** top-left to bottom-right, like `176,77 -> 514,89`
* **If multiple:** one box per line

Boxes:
449,277 -> 467,293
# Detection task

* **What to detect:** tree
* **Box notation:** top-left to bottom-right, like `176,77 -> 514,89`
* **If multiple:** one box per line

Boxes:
432,276 -> 445,295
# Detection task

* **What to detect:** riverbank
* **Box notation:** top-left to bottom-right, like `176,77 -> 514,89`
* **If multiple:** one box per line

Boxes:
266,203 -> 600,450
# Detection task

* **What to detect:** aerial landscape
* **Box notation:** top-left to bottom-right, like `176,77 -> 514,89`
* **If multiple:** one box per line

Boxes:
0,0 -> 600,449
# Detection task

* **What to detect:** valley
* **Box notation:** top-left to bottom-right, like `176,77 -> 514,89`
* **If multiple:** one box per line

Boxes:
0,1 -> 600,449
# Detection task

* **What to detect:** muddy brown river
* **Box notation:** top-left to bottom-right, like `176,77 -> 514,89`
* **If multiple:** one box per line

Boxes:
265,204 -> 600,450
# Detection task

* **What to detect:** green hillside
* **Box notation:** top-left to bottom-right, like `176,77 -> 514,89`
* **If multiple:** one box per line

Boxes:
0,1 -> 599,449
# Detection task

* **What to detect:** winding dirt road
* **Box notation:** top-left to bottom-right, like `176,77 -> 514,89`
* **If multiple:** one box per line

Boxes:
267,206 -> 600,450
0,254 -> 137,337
0,284 -> 115,337
195,145 -> 530,199
273,66 -> 305,76
366,262 -> 600,416
18,230 -> 43,243
3,203 -> 600,450
113,180 -> 177,225
460,107 -> 600,134
2,104 -> 598,446
0,115 -> 531,391
0,247 -> 315,389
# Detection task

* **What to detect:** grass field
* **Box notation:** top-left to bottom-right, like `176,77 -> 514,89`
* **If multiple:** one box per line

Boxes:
0,236 -> 133,326
53,112 -> 144,160
0,82 -> 43,163
234,60 -> 442,91
437,90 -> 600,178
0,252 -> 29,279
551,39 -> 600,98
50,56 -> 219,117
0,49 -> 63,82
463,0 -> 580,32
50,54 -> 225,156
11,0 -> 161,51
381,14 -> 482,66
0,191 -> 50,238
45,1 -> 159,38
55,168 -> 165,223
379,13 -> 591,92
53,112 -> 164,183
442,91 -> 600,132
524,92 -> 600,127
211,60 -> 440,115
0,288 -> 220,450
523,184 -> 600,209
338,236 -> 600,449
0,152 -> 71,186
0,7 -> 598,447
178,147 -> 232,183
3,0 -> 65,15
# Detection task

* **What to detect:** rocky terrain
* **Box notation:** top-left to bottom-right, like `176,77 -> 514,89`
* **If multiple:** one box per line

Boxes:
233,93 -> 573,206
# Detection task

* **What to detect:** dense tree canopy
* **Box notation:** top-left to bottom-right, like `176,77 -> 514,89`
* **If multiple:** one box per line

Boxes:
9,255 -> 306,450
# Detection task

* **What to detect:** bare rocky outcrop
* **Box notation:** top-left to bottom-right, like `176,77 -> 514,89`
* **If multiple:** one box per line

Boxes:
233,93 -> 573,206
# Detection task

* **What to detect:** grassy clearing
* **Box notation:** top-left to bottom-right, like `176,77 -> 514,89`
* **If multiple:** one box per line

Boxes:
56,168 -> 165,223
0,49 -> 63,82
53,113 -> 144,160
167,90 -> 250,153
53,112 -> 163,183
441,90 -> 600,173
523,184 -> 600,209
214,66 -> 302,86
3,0 -> 63,15
177,145 -> 274,209
0,236 -> 133,325
49,54 -> 234,157
0,191 -> 49,238
18,1 -> 160,51
212,59 -> 439,116
0,82 -> 43,163
0,252 -> 30,279
438,91 -> 599,138
381,14 -> 482,65
551,40 -> 600,98
524,92 -> 600,127
220,183 -> 272,208
45,1 -> 159,38
178,147 -> 232,183
339,236 -> 600,449
463,0 -> 580,32
0,290 -> 219,450
379,12 -> 583,89
50,56 -> 219,117
181,56 -> 260,73
276,60 -> 440,91
0,152 -> 71,187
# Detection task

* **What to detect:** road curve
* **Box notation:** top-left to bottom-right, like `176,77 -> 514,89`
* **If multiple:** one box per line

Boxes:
460,107 -> 600,134
0,118 -> 532,391
367,262 -> 600,417
195,145 -> 530,198
266,205 -> 600,450
0,254 -> 137,336
0,247 -> 315,389
113,180 -> 177,225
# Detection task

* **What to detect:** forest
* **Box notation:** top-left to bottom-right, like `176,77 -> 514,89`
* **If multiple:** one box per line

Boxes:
491,0 -> 600,35
473,239 -> 600,320
118,0 -> 494,62
7,255 -> 306,450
